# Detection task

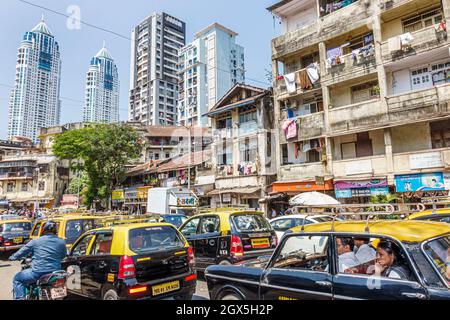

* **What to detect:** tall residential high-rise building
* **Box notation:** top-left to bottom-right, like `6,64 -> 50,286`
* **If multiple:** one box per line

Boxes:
129,12 -> 186,126
178,23 -> 245,127
83,43 -> 120,123
7,16 -> 62,143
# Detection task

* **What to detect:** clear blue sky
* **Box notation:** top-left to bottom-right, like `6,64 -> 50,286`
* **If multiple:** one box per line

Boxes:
0,0 -> 281,139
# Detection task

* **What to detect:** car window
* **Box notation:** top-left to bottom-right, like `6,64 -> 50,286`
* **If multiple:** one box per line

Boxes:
428,216 -> 450,223
334,236 -> 414,281
273,235 -> 329,270
31,222 -> 42,236
294,218 -> 313,227
65,219 -> 98,244
180,217 -> 201,237
163,215 -> 187,228
423,235 -> 450,285
312,216 -> 334,223
231,214 -> 271,233
200,216 -> 220,234
271,218 -> 294,232
90,233 -> 113,256
129,226 -> 185,253
2,222 -> 32,232
71,234 -> 95,257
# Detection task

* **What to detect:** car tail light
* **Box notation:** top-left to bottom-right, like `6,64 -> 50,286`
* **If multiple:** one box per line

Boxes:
0,236 -> 3,243
4,241 -> 12,247
118,255 -> 136,279
187,246 -> 195,266
230,235 -> 243,257
184,273 -> 197,282
129,285 -> 147,294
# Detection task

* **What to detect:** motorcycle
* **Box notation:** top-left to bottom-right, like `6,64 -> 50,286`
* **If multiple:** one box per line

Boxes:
20,258 -> 68,300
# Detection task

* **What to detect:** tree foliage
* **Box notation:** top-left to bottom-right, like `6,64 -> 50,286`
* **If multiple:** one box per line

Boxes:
53,124 -> 141,208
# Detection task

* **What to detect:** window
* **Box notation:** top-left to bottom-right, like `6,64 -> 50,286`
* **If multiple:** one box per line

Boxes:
7,183 -> 14,192
271,218 -> 296,232
402,8 -> 443,33
267,132 -> 272,158
273,235 -> 329,270
65,219 -> 98,245
1,222 -> 31,233
129,226 -> 185,253
21,183 -> 28,192
351,81 -> 379,104
340,132 -> 373,159
199,216 -> 220,234
180,217 -> 201,237
90,233 -> 113,255
217,140 -> 233,166
239,137 -> 258,163
431,120 -> 450,149
71,234 -> 95,257
31,222 -> 42,237
231,214 -> 271,233
423,235 -> 450,284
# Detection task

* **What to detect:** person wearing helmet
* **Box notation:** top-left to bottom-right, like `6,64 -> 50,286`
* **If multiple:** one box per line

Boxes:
9,221 -> 67,300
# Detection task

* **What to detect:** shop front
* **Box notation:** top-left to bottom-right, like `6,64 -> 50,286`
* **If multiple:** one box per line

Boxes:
334,178 -> 390,203
394,172 -> 449,203
208,187 -> 262,210
123,187 -> 151,214
271,179 -> 334,195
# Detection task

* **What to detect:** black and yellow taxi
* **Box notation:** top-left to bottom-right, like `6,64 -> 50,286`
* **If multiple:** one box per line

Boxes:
0,219 -> 32,252
179,209 -> 277,271
30,215 -> 104,250
407,208 -> 450,223
205,220 -> 450,300
61,222 -> 196,300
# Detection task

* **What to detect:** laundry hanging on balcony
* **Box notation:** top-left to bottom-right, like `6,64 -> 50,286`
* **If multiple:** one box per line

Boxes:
352,44 -> 375,63
297,69 -> 313,90
326,46 -> 343,68
399,32 -> 414,49
282,119 -> 298,140
306,63 -> 320,84
388,36 -> 401,52
284,72 -> 297,93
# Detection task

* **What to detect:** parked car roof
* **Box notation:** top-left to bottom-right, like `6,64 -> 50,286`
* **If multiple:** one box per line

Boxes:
407,208 -> 450,220
290,220 -> 450,243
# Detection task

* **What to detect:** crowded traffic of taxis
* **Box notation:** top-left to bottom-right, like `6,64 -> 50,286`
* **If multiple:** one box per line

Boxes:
1,202 -> 450,300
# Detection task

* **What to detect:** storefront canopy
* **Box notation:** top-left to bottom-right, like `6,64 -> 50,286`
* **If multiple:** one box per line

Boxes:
289,191 -> 340,206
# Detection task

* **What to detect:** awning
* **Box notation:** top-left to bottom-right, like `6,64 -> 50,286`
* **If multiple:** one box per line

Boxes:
207,187 -> 261,196
272,180 -> 334,193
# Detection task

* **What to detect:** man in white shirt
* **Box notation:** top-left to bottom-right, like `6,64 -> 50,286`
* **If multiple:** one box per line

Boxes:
354,237 -> 376,264
336,237 -> 360,273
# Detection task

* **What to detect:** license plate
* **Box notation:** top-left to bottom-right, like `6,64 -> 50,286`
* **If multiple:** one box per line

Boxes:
152,281 -> 180,296
50,286 -> 67,299
251,238 -> 269,249
13,237 -> 23,244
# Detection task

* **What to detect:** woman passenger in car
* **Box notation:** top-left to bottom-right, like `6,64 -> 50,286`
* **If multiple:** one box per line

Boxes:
373,241 -> 411,280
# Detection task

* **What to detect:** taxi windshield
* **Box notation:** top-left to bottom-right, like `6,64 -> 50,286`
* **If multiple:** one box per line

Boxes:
129,226 -> 185,253
163,215 -> 187,228
423,235 -> 450,284
65,219 -> 97,244
0,222 -> 31,233
231,214 -> 271,233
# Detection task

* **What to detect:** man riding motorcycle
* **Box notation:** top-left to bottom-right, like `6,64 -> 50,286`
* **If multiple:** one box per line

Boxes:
9,221 -> 67,300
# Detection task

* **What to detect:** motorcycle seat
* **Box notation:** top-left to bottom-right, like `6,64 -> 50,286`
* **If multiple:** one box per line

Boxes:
36,271 -> 66,285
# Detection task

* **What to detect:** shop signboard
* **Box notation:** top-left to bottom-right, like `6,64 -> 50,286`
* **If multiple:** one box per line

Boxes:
444,173 -> 450,190
176,197 -> 197,207
112,189 -> 124,201
409,152 -> 443,169
335,187 -> 389,199
395,172 -> 445,192
222,193 -> 231,203
0,199 -> 9,206
334,178 -> 388,190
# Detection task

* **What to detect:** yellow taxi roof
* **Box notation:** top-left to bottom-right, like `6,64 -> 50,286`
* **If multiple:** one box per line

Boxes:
92,222 -> 177,233
408,208 -> 450,220
47,215 -> 103,221
290,220 -> 450,243
196,210 -> 264,218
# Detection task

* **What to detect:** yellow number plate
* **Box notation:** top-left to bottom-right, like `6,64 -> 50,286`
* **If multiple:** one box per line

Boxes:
251,238 -> 269,248
152,281 -> 180,296
13,237 -> 23,244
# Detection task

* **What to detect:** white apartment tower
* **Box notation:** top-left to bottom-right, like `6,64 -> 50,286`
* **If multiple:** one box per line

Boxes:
7,16 -> 62,143
83,43 -> 120,123
129,12 -> 186,126
178,23 -> 245,127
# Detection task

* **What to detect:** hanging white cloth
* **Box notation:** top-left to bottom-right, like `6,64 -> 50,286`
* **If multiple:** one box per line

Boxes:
400,32 -> 414,47
284,72 -> 297,93
388,36 -> 401,52
306,63 -> 320,84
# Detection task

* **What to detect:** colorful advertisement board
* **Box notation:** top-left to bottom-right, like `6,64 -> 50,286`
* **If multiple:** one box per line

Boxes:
335,187 -> 389,199
334,178 -> 388,190
394,172 -> 445,192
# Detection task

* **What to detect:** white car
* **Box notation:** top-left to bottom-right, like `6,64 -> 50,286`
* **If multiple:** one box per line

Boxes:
269,214 -> 339,242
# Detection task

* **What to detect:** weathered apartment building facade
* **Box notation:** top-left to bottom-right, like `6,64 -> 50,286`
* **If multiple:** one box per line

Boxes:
269,0 -> 450,203
207,84 -> 276,210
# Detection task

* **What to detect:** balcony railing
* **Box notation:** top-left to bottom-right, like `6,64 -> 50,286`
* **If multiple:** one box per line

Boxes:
238,121 -> 258,136
332,155 -> 388,178
0,172 -> 34,180
393,147 -> 450,174
279,112 -> 325,143
213,128 -> 233,140
322,47 -> 377,85
274,67 -> 321,98
381,25 -> 448,64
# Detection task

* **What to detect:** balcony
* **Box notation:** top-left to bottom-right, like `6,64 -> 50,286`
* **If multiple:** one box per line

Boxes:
279,112 -> 325,143
328,99 -> 383,135
332,155 -> 388,179
215,175 -> 260,190
381,25 -> 448,64
271,1 -> 371,60
279,162 -> 325,181
213,128 -> 233,140
0,172 -> 34,180
238,121 -> 258,136
392,148 -> 450,174
274,68 -> 321,99
322,48 -> 377,85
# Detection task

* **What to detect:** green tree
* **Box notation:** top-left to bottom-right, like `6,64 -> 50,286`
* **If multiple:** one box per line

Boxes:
369,193 -> 399,219
53,123 -> 142,209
